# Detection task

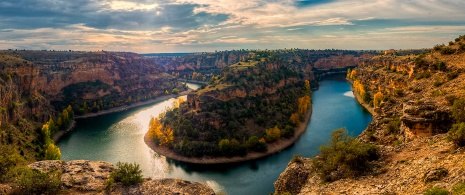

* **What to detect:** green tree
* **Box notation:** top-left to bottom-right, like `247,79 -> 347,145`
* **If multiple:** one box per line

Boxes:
312,128 -> 379,182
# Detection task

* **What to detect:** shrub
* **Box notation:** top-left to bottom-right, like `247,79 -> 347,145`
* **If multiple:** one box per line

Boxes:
437,61 -> 446,71
448,122 -> 465,147
0,145 -> 25,180
387,118 -> 401,134
312,128 -> 379,182
452,182 -> 465,195
8,167 -> 62,195
452,99 -> 465,123
441,47 -> 455,55
291,154 -> 303,163
172,88 -> 179,94
423,186 -> 449,195
111,162 -> 144,186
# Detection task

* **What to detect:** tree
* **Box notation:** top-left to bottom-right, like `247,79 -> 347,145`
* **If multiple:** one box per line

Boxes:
265,126 -> 281,142
289,113 -> 300,126
165,90 -> 169,95
44,143 -> 61,160
312,128 -> 379,182
218,139 -> 231,154
298,95 -> 311,115
373,91 -> 383,108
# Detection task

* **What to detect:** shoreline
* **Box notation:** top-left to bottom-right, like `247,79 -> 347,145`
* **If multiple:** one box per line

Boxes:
53,120 -> 76,143
144,105 -> 313,164
75,89 -> 192,119
346,78 -> 377,116
54,88 -> 192,143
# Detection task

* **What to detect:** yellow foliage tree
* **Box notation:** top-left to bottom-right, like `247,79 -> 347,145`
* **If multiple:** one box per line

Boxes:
164,90 -> 169,95
44,143 -> 61,160
350,70 -> 357,79
298,95 -> 311,115
373,91 -> 384,108
265,126 -> 281,142
161,125 -> 174,146
289,112 -> 300,126
147,117 -> 174,146
305,80 -> 310,90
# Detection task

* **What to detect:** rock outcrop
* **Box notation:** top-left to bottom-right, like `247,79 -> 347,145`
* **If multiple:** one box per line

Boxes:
27,160 -> 215,195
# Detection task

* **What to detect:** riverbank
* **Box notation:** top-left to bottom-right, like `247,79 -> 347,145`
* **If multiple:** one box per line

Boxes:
55,88 -> 192,143
75,89 -> 192,119
346,78 -> 377,116
53,120 -> 76,143
144,106 -> 313,164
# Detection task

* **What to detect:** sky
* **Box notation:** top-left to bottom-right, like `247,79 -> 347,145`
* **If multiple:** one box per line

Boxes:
1,0 -> 465,53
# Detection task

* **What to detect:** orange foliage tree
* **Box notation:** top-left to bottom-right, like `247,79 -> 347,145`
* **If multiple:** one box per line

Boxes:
373,91 -> 384,108
298,95 -> 311,115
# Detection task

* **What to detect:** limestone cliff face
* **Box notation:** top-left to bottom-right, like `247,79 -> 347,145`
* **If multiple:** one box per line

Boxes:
150,50 -> 377,80
0,50 -> 181,116
24,160 -> 215,195
0,50 -> 180,159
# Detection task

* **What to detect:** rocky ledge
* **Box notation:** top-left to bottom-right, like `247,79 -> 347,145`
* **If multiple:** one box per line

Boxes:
26,160 -> 215,195
275,134 -> 465,194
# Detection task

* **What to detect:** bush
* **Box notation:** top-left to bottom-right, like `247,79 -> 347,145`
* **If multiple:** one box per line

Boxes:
8,167 -> 62,195
441,47 -> 455,55
291,154 -> 303,163
423,186 -> 449,195
448,122 -> 465,147
437,61 -> 446,71
452,99 -> 465,123
111,162 -> 144,186
387,118 -> 401,134
452,182 -> 465,195
0,145 -> 25,180
172,88 -> 179,94
312,128 -> 379,182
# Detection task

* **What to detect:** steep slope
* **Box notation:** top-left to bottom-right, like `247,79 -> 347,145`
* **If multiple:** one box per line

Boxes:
275,35 -> 465,194
145,58 -> 314,163
149,49 -> 378,81
0,50 -> 182,160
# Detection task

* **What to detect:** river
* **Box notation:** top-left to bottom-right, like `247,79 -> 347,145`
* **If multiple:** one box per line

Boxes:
57,74 -> 372,194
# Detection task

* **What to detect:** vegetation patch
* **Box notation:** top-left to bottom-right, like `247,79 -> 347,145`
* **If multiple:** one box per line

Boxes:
312,128 -> 379,182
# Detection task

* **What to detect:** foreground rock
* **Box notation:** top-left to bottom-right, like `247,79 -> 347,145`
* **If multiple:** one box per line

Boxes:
28,160 -> 215,195
275,134 -> 465,194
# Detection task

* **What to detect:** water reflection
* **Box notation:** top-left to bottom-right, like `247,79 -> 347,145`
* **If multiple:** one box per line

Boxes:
58,77 -> 372,195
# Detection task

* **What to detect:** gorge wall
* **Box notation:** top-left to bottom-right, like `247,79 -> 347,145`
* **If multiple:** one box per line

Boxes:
0,50 -> 181,159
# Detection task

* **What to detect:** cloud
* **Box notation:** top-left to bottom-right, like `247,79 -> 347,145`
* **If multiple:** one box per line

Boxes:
0,0 -> 465,52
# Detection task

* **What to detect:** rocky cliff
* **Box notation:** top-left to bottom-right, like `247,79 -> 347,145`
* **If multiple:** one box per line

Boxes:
149,49 -> 378,81
0,50 -> 181,160
1,160 -> 215,195
275,36 -> 465,194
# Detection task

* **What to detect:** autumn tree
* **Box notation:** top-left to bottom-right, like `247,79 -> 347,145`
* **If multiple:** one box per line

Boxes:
289,113 -> 300,126
44,143 -> 61,160
298,95 -> 311,115
373,91 -> 383,108
265,126 -> 281,142
147,117 -> 174,146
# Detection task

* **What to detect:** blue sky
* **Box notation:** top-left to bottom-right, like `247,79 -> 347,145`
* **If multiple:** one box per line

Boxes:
1,0 -> 464,53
